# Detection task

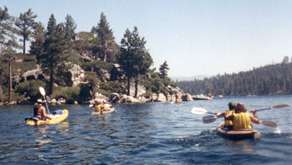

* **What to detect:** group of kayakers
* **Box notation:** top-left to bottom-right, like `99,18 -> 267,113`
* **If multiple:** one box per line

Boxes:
32,96 -> 259,130
91,99 -> 112,114
33,98 -> 113,120
216,102 -> 259,130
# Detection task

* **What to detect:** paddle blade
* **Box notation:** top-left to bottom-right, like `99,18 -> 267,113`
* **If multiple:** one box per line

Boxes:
202,115 -> 217,124
191,107 -> 208,115
39,87 -> 46,96
260,120 -> 278,128
272,104 -> 291,109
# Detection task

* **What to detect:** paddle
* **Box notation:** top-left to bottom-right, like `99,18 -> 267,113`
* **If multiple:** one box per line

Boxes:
192,104 -> 291,115
202,115 -> 278,128
39,87 -> 50,115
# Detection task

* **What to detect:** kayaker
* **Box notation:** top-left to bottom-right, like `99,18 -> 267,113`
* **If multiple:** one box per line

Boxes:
94,100 -> 107,113
33,99 -> 51,120
102,101 -> 109,111
225,103 -> 260,129
216,102 -> 236,129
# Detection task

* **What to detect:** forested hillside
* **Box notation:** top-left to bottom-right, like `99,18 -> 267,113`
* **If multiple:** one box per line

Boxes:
0,7 -> 176,104
178,60 -> 292,96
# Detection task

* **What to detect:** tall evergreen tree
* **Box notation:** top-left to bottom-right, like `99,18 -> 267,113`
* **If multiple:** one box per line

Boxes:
29,21 -> 45,63
0,6 -> 21,103
159,61 -> 169,78
91,12 -> 118,62
15,8 -> 37,54
64,14 -> 77,40
119,27 -> 153,97
41,14 -> 70,95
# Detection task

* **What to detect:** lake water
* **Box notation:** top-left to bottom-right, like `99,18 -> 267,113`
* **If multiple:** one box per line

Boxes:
1,95 -> 292,164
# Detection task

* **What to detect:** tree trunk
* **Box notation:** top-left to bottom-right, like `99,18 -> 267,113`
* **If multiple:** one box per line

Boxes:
0,86 -> 3,104
127,76 -> 131,96
9,58 -> 12,103
134,79 -> 138,98
23,37 -> 26,54
103,52 -> 107,62
49,55 -> 54,95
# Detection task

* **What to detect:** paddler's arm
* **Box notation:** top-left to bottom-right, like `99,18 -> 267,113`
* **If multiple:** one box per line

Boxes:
225,113 -> 234,120
250,109 -> 259,124
216,111 -> 226,117
41,107 -> 52,120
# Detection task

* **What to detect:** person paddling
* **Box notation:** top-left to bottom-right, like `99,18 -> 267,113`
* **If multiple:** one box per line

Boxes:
33,99 -> 51,120
225,103 -> 259,129
216,102 -> 236,129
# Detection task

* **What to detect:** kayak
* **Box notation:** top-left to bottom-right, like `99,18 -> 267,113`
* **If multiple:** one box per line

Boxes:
26,109 -> 69,126
216,122 -> 261,140
91,108 -> 115,115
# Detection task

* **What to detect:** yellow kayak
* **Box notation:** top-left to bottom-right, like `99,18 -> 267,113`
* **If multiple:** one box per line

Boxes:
27,109 -> 69,125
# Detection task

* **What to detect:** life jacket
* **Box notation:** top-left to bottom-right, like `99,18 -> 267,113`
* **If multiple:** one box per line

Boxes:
233,111 -> 252,129
33,104 -> 41,117
95,105 -> 101,112
224,110 -> 234,127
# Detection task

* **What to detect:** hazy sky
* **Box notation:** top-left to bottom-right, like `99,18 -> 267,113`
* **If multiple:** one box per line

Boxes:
2,0 -> 292,77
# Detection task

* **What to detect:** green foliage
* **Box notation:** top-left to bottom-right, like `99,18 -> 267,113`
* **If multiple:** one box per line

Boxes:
99,81 -> 126,94
78,31 -> 94,40
15,79 -> 46,101
162,77 -> 177,87
64,14 -> 77,40
17,61 -> 37,75
145,76 -> 164,94
41,14 -> 71,94
178,63 -> 292,96
141,90 -> 153,98
119,26 -> 153,96
82,61 -> 113,72
0,10 -> 179,103
15,8 -> 38,54
78,72 -> 100,102
17,53 -> 35,61
0,6 -> 21,54
79,83 -> 94,103
91,12 -> 118,62
96,88 -> 112,98
159,61 -> 169,78
51,86 -> 80,101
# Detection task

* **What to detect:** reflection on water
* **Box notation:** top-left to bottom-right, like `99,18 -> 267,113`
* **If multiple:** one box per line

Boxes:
224,139 -> 255,153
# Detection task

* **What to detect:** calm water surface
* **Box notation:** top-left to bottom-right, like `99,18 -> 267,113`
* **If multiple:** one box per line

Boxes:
1,95 -> 292,164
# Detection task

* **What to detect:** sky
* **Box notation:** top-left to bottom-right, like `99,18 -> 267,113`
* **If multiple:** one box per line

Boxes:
2,0 -> 292,78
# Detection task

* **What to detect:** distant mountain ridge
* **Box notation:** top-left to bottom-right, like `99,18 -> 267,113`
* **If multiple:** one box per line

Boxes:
170,75 -> 210,81
177,63 -> 292,96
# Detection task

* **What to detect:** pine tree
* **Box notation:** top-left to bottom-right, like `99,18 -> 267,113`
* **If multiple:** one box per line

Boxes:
91,12 -> 117,62
41,14 -> 70,95
64,14 -> 77,40
15,8 -> 37,54
119,27 -> 153,97
0,6 -> 21,103
159,61 -> 169,78
29,21 -> 45,63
